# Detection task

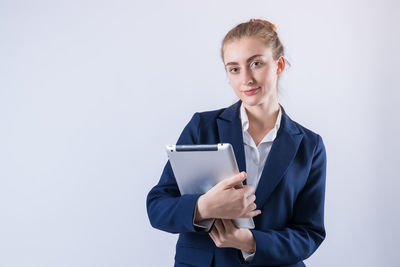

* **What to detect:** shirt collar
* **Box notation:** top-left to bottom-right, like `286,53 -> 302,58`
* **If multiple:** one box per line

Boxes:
240,102 -> 282,143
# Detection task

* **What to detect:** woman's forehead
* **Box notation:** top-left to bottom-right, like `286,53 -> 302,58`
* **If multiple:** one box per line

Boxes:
223,38 -> 273,64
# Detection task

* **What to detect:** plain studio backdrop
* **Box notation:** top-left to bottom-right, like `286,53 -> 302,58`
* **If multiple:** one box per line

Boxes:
1,0 -> 399,266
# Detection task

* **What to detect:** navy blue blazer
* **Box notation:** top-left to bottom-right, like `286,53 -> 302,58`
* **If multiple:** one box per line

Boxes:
146,100 -> 327,267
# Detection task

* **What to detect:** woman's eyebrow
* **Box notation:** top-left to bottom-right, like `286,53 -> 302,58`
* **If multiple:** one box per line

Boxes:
225,54 -> 263,67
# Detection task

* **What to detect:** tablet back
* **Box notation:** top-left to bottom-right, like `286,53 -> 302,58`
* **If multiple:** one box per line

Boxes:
165,143 -> 255,229
166,143 -> 238,195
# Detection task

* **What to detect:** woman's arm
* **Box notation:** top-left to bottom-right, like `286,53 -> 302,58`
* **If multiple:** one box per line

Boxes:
146,113 -> 205,234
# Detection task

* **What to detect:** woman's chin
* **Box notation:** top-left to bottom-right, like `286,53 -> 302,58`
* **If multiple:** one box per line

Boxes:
240,97 -> 261,107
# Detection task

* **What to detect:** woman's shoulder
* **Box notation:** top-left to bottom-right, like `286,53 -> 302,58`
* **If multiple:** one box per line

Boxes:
282,109 -> 324,148
189,103 -> 235,125
195,106 -> 227,120
291,118 -> 320,138
194,101 -> 240,122
288,120 -> 326,161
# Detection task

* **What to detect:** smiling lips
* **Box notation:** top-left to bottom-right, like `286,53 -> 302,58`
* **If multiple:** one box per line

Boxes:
243,87 -> 260,96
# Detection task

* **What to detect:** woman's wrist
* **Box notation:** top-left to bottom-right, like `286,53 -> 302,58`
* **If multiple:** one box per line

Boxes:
195,194 -> 211,221
237,229 -> 256,254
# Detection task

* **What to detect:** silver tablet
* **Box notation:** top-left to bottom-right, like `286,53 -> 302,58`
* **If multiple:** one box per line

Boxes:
166,143 -> 255,229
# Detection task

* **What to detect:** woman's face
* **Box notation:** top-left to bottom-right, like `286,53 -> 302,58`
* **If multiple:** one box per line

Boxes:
223,37 -> 285,107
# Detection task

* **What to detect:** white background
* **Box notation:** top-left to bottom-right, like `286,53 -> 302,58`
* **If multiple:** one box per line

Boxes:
1,0 -> 399,266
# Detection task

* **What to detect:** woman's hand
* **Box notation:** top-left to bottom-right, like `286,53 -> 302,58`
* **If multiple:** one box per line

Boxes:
209,219 -> 256,254
195,172 -> 261,221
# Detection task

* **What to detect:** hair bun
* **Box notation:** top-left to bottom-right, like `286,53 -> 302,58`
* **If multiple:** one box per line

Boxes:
249,18 -> 277,32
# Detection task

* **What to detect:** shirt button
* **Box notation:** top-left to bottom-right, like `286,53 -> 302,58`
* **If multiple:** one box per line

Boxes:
254,156 -> 259,163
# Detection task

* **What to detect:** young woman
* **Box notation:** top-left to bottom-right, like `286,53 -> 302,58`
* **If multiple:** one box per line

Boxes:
147,19 -> 327,267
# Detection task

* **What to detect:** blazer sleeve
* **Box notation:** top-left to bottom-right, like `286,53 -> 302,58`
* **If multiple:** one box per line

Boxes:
146,113 -> 208,234
245,134 -> 327,266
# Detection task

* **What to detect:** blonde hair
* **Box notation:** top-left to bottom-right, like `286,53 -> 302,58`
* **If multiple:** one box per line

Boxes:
221,18 -> 290,67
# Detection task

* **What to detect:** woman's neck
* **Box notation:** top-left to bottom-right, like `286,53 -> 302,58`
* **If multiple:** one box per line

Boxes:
243,99 -> 280,132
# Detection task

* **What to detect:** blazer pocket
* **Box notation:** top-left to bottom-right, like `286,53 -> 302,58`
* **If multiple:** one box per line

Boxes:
174,245 -> 213,267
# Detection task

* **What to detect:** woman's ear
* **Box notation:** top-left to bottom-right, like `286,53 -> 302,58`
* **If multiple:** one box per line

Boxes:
277,56 -> 286,75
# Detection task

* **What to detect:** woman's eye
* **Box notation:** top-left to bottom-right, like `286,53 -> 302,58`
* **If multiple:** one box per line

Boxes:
252,61 -> 262,67
230,68 -> 238,73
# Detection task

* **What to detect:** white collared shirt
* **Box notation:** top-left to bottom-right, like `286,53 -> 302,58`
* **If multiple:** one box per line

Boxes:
193,102 -> 282,262
240,102 -> 282,261
240,102 -> 282,190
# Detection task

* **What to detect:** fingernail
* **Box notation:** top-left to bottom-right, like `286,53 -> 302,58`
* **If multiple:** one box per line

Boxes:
241,172 -> 246,178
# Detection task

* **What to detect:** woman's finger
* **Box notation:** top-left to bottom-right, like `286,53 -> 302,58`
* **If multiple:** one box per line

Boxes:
221,218 -> 236,231
244,209 -> 262,218
243,185 -> 255,196
247,194 -> 256,203
209,229 -> 214,239
214,219 -> 226,235
209,231 -> 217,243
243,202 -> 257,214
210,225 -> 222,244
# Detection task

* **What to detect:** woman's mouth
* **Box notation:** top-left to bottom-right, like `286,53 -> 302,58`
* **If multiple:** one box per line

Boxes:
243,87 -> 260,96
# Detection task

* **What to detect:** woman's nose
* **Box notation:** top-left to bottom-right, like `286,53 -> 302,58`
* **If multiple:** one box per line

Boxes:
242,69 -> 254,85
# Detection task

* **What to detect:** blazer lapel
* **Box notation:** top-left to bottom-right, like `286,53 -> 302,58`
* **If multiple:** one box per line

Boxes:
216,99 -> 304,210
254,105 -> 303,210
